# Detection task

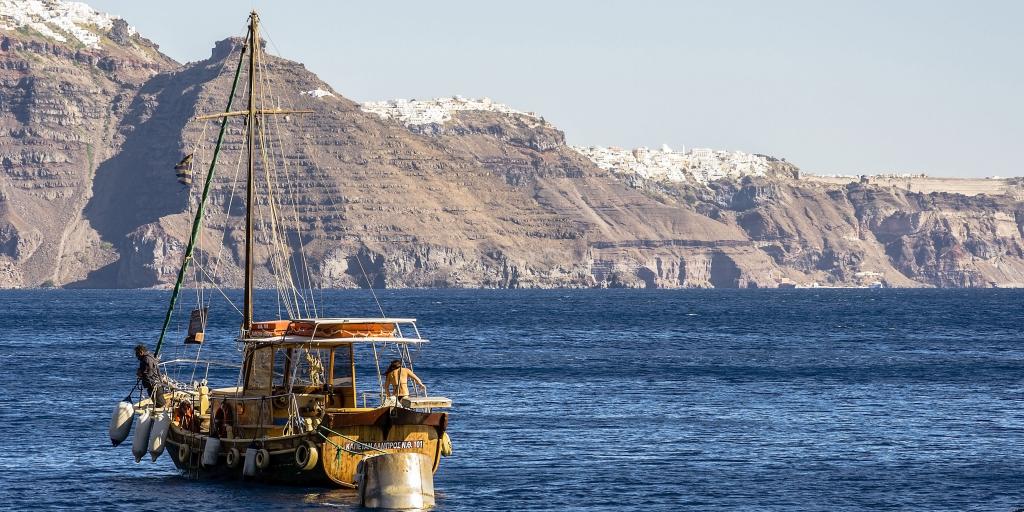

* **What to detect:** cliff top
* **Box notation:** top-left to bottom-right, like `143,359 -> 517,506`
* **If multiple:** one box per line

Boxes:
0,0 -> 130,48
361,96 -> 543,126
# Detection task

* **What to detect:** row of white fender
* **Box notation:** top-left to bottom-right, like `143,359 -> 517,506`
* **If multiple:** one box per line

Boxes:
108,400 -> 171,462
110,399 -> 320,474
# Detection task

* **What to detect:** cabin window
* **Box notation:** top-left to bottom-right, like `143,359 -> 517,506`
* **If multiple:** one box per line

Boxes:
331,345 -> 354,387
246,347 -> 274,395
327,344 -> 357,408
290,348 -> 328,387
274,348 -> 289,388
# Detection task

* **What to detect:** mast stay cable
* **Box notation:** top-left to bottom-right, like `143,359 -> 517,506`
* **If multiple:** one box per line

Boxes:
153,28 -> 251,357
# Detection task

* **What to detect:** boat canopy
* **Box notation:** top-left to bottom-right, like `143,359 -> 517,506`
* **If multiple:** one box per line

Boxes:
241,317 -> 426,345
240,336 -> 429,346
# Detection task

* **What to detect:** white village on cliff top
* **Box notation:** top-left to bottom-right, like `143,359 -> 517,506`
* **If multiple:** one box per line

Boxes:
0,0 -> 133,49
361,96 -> 774,185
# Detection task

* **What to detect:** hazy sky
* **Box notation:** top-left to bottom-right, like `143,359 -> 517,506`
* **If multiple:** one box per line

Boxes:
88,0 -> 1022,177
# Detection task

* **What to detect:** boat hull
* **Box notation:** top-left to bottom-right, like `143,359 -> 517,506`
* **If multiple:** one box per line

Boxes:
165,406 -> 447,488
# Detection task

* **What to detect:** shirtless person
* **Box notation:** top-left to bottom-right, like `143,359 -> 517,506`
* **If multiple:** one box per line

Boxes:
384,359 -> 426,401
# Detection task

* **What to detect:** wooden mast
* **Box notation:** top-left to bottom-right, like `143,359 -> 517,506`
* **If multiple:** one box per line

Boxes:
234,11 -> 308,333
243,10 -> 258,332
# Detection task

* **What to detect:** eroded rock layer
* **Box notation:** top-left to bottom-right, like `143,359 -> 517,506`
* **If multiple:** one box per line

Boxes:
1,20 -> 1022,289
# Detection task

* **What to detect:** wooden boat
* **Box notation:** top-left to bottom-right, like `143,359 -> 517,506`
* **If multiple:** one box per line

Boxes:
118,11 -> 452,488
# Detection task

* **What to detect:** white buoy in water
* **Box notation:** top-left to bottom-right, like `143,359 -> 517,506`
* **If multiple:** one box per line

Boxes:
358,452 -> 435,510
201,437 -> 221,467
132,409 -> 152,463
148,410 -> 171,462
108,400 -> 134,446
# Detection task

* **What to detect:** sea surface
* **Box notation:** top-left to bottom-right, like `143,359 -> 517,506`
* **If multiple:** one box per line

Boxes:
0,289 -> 1021,511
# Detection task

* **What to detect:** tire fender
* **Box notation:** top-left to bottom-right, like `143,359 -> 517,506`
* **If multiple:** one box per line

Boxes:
294,441 -> 318,471
226,447 -> 241,468
255,448 -> 271,469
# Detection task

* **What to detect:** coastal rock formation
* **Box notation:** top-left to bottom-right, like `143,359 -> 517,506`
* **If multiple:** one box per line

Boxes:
1,1 -> 1022,289
76,36 -> 775,290
635,176 -> 1024,288
0,0 -> 176,287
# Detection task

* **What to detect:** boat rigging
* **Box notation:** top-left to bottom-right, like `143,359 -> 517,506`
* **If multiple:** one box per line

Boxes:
107,11 -> 452,493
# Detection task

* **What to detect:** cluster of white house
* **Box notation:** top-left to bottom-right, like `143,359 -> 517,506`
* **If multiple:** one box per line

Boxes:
360,96 -> 540,126
0,0 -> 133,49
815,172 -> 928,179
571,144 -> 773,184
301,88 -> 335,99
360,96 -> 772,184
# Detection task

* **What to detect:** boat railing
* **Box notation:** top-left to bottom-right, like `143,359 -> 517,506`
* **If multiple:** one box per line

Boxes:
361,391 -> 377,408
361,383 -> 429,408
158,358 -> 241,388
159,358 -> 242,368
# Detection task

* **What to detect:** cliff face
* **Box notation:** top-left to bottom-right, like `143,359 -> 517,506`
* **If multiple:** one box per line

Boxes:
73,38 -> 775,290
1,4 -> 1022,289
640,176 -> 1024,288
0,10 -> 176,287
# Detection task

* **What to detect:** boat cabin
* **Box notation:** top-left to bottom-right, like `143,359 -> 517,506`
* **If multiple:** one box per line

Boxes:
207,318 -> 431,439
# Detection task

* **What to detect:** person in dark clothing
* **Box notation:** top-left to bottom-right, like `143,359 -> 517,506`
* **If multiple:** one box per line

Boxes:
135,344 -> 165,408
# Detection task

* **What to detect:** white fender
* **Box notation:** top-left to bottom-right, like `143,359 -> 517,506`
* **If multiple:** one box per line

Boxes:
201,437 -> 221,467
108,400 -> 134,446
147,410 -> 171,462
131,409 -> 152,463
243,446 -> 258,476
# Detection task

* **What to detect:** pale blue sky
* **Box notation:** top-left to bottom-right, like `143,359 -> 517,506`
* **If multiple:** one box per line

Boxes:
89,0 -> 1022,177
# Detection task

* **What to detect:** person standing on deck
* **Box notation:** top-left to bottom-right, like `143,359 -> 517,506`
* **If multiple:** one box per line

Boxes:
135,344 -> 166,408
385,359 -> 425,401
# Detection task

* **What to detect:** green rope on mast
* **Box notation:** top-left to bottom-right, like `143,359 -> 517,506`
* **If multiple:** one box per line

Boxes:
154,34 -> 250,357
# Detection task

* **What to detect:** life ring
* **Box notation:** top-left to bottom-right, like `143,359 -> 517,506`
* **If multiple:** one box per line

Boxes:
173,401 -> 197,432
273,395 -> 290,409
294,440 -> 318,471
226,447 -> 241,468
255,448 -> 271,469
178,442 -> 191,462
213,404 -> 235,438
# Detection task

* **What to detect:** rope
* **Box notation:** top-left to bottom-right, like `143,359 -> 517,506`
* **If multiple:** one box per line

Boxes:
153,29 -> 250,357
257,47 -> 319,317
314,430 -> 356,464
253,46 -> 316,318
261,18 -> 388,319
371,342 -> 384,403
191,260 -> 244,316
356,254 -> 387,317
317,425 -> 388,455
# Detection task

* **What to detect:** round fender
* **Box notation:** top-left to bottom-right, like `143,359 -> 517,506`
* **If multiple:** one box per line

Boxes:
440,432 -> 453,457
294,441 -> 318,471
255,448 -> 271,469
178,442 -> 190,462
226,447 -> 241,468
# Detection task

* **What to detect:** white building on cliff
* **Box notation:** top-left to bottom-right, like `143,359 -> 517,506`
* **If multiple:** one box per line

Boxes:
361,96 -> 540,126
571,144 -> 773,184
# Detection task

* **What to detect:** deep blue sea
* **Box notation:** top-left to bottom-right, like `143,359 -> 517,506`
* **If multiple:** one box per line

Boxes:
0,289 -> 1022,511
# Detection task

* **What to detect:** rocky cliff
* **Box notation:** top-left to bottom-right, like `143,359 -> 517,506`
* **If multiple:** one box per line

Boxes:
75,37 -> 771,290
2,2 -> 1023,289
0,1 -> 176,287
